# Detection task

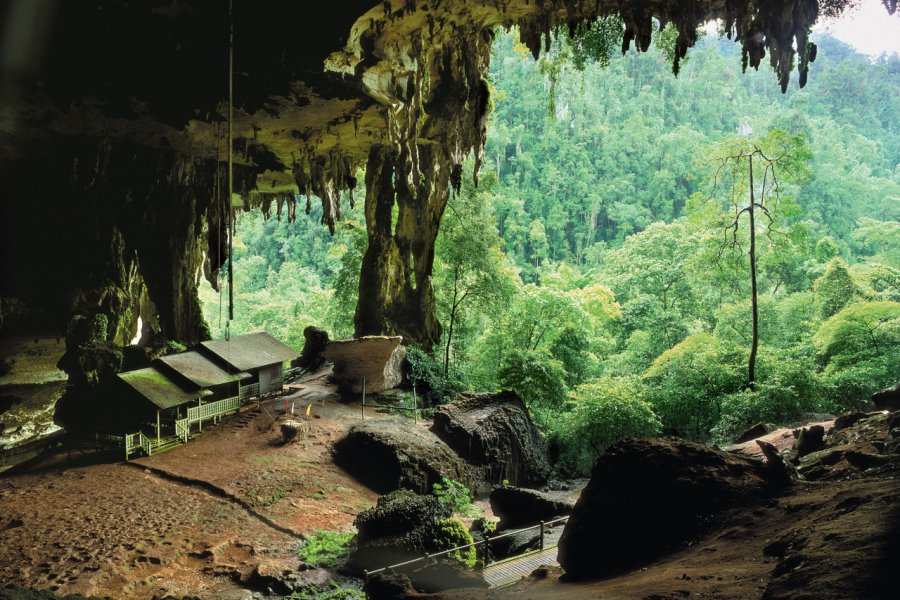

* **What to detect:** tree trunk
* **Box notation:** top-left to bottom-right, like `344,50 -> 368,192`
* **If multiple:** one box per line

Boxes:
748,154 -> 759,390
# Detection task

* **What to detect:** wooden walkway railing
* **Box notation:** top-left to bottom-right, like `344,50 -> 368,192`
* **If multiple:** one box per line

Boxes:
364,515 -> 569,588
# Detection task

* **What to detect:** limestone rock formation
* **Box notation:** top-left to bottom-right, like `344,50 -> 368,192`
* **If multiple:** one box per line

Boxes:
333,418 -> 472,494
322,336 -> 406,394
557,437 -> 773,580
431,391 -> 550,488
489,486 -> 575,531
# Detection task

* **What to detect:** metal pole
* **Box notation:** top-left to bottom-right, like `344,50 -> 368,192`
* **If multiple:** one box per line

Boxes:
413,385 -> 418,424
156,410 -> 160,443
361,377 -> 366,420
198,398 -> 202,432
540,521 -> 545,550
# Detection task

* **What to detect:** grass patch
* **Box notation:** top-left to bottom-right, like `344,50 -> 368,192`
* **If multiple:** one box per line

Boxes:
297,530 -> 354,569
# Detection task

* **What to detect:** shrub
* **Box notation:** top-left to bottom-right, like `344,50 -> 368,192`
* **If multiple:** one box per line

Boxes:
432,477 -> 478,518
428,518 -> 476,569
297,531 -> 354,568
406,345 -> 456,404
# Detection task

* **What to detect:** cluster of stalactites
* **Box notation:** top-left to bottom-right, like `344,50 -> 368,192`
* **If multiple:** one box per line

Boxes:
516,0 -> 826,92
290,148 -> 359,234
381,24 -> 493,203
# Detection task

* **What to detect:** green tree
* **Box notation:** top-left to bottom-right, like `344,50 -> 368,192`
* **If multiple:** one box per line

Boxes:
497,348 -> 568,423
556,376 -> 661,474
705,129 -> 811,389
812,257 -> 859,319
435,174 -> 516,377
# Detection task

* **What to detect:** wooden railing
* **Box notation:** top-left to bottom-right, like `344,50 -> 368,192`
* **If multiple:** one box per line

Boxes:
364,515 -> 570,579
239,382 -> 259,400
187,395 -> 240,424
125,432 -> 147,459
175,418 -> 190,443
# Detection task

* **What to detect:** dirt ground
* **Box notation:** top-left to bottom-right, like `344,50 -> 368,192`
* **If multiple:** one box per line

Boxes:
0,371 -> 382,599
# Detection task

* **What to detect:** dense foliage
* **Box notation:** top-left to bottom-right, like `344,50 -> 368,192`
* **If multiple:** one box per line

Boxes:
203,29 -> 899,475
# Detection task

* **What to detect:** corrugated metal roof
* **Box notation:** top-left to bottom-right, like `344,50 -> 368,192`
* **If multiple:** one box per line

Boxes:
118,367 -> 200,410
200,332 -> 298,372
157,351 -> 250,388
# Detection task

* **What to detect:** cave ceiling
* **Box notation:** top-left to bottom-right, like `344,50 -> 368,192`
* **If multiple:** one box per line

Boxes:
0,0 -> 895,344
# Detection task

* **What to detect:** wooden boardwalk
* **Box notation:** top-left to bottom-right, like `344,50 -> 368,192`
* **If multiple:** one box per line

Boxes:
482,547 -> 559,588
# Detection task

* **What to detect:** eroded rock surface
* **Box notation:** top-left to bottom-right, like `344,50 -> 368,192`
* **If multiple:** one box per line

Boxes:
333,418 -> 472,494
323,336 -> 405,394
431,391 -> 550,488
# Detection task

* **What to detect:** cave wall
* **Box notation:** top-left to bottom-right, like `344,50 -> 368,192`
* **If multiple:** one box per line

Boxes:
0,135 -> 259,348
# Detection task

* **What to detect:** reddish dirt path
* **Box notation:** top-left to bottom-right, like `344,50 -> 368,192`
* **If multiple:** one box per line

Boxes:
0,371 -> 382,598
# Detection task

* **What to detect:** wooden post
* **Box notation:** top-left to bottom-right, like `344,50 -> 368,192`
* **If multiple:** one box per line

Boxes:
198,397 -> 202,432
413,385 -> 418,425
156,410 -> 160,443
361,377 -> 366,420
483,535 -> 490,567
540,521 -> 545,550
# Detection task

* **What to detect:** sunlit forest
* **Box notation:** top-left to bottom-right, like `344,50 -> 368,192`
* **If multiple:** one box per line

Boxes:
202,29 -> 900,475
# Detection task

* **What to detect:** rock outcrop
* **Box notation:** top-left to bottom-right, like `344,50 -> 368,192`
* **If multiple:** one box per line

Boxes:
292,326 -> 330,373
334,418 -> 472,494
431,391 -> 550,488
557,437 -> 773,580
489,486 -> 575,531
323,336 -> 405,394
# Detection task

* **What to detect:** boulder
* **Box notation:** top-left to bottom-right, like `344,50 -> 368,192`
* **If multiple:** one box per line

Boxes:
735,422 -> 778,444
323,336 -> 405,394
353,491 -> 488,592
334,418 -> 473,495
431,391 -> 550,487
872,383 -> 900,412
292,326 -> 330,372
489,486 -> 574,530
353,489 -> 452,571
795,425 -> 826,457
557,437 -> 772,580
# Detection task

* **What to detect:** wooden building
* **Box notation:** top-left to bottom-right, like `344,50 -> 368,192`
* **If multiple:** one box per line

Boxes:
199,332 -> 297,400
107,332 -> 298,458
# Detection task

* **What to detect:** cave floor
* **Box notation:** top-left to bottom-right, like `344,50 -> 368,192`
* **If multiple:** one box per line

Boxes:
0,371 -> 385,598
